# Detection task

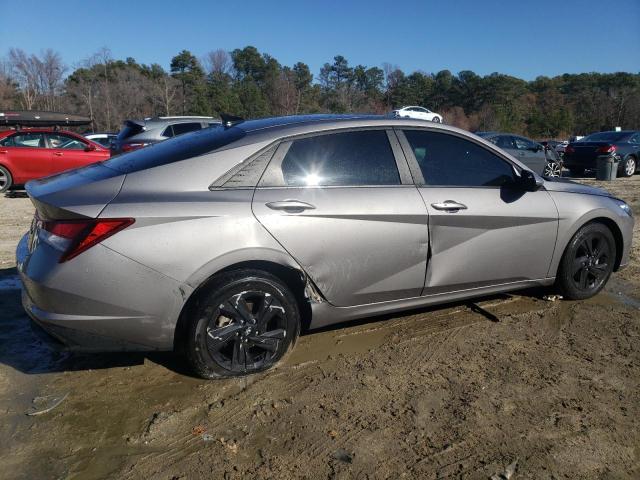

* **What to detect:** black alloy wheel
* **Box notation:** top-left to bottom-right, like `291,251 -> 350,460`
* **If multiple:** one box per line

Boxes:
186,269 -> 300,378
556,223 -> 616,300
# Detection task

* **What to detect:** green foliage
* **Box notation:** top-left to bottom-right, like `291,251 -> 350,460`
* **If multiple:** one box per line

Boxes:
6,45 -> 639,137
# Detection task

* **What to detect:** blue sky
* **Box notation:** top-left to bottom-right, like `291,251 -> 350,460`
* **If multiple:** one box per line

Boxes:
1,0 -> 639,80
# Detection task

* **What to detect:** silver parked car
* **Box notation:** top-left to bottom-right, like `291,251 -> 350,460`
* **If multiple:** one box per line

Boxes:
17,115 -> 634,378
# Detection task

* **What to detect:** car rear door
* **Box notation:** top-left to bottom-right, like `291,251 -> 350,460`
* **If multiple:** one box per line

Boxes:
397,129 -> 558,292
252,129 -> 429,307
0,132 -> 50,182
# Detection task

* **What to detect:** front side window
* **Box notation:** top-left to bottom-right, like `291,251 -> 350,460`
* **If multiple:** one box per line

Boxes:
513,136 -> 536,150
2,132 -> 44,148
46,133 -> 87,150
267,130 -> 401,187
403,130 -> 516,187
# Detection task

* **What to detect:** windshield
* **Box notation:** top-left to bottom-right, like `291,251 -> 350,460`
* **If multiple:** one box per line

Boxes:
103,125 -> 246,174
581,132 -> 630,143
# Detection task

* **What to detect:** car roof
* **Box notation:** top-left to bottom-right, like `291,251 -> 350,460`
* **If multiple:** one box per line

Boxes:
0,127 -> 81,135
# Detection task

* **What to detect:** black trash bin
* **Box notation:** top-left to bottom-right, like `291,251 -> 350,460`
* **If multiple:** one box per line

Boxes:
596,156 -> 618,181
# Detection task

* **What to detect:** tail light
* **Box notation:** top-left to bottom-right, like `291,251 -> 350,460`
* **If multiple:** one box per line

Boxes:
564,145 -> 575,154
40,218 -> 134,262
596,145 -> 616,154
121,142 -> 148,152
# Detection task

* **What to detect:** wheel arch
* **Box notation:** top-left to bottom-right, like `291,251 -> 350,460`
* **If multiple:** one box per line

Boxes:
552,215 -> 624,278
174,256 -> 315,352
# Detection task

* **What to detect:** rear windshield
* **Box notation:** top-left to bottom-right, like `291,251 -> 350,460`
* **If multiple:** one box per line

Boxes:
117,121 -> 145,140
103,126 -> 246,174
581,132 -> 630,142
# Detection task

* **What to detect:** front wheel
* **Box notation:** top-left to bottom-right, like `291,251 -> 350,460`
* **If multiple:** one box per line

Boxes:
185,269 -> 300,379
0,166 -> 12,193
556,223 -> 616,300
432,116 -> 441,123
620,156 -> 636,177
543,161 -> 562,177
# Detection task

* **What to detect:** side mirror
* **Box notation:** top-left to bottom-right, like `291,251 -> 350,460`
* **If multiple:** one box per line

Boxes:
84,144 -> 97,152
517,170 -> 543,191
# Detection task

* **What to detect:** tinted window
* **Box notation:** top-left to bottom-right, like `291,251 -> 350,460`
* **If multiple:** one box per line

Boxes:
171,122 -> 202,136
2,132 -> 44,148
403,130 -> 516,187
490,135 -> 514,149
275,130 -> 400,187
46,133 -> 87,150
161,125 -> 174,138
513,136 -> 536,150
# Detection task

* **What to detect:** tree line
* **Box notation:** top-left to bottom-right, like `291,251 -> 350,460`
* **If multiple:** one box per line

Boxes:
1,46 -> 639,139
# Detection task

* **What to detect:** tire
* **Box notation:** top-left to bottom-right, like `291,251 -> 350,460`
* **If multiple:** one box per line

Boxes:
185,269 -> 300,379
619,156 -> 636,177
568,167 -> 584,177
0,166 -> 12,193
556,222 -> 616,300
543,161 -> 562,177
432,116 -> 441,123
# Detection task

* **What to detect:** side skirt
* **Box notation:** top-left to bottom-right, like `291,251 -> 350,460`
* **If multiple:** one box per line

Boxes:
309,278 -> 555,330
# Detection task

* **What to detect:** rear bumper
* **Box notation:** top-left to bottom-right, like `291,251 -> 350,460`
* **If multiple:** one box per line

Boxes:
17,233 -> 193,352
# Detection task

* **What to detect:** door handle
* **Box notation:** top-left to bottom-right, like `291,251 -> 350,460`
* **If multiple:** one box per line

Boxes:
266,200 -> 316,212
53,152 -> 63,156
431,200 -> 467,212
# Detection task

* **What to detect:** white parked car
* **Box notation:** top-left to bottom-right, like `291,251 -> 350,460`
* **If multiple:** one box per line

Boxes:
392,106 -> 443,123
84,132 -> 117,148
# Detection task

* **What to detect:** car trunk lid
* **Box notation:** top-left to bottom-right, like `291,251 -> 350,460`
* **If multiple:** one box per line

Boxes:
26,162 -> 126,220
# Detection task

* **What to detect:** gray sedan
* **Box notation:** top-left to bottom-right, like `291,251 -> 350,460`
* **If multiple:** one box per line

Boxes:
17,115 -> 634,378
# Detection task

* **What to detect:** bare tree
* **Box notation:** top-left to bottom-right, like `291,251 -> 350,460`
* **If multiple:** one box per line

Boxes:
0,59 -> 18,109
152,74 -> 180,116
36,49 -> 66,111
202,49 -> 233,76
8,48 -> 40,109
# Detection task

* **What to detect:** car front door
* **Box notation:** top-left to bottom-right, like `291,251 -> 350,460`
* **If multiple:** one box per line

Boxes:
0,132 -> 50,183
45,133 -> 101,172
252,129 -> 429,307
397,129 -> 558,293
513,136 -> 547,175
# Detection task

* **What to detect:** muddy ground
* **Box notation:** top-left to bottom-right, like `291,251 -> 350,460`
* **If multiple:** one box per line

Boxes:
0,177 -> 639,480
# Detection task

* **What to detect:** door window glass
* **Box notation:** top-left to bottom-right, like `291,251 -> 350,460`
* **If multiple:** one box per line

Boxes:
2,133 -> 45,148
268,130 -> 401,187
171,122 -> 202,136
403,130 -> 516,187
513,136 -> 536,150
46,134 -> 87,150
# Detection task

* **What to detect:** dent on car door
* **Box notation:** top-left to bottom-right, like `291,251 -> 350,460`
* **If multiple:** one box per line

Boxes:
397,129 -> 558,292
252,129 -> 429,307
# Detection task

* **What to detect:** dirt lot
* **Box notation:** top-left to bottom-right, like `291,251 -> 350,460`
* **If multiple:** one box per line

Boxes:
0,177 -> 639,480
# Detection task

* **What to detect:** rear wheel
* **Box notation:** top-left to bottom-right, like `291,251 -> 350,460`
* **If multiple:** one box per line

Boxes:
556,223 -> 616,300
0,166 -> 12,193
432,116 -> 441,123
620,156 -> 636,177
185,269 -> 300,379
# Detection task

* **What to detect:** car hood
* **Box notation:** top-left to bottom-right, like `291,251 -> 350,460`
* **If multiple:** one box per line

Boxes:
543,177 -> 611,197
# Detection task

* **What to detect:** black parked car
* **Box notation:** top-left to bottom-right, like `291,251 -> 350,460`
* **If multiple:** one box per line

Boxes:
564,130 -> 640,177
476,132 -> 562,177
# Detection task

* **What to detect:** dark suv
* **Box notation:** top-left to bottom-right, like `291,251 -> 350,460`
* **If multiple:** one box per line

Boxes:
111,116 -> 221,154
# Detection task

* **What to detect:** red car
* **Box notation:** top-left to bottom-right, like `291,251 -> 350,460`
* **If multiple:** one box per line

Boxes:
0,128 -> 110,192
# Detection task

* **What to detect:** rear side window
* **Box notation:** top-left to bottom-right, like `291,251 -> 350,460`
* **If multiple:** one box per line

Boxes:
171,122 -> 202,136
117,121 -> 145,140
264,130 -> 400,187
1,132 -> 45,148
103,126 -> 246,174
403,130 -> 515,187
